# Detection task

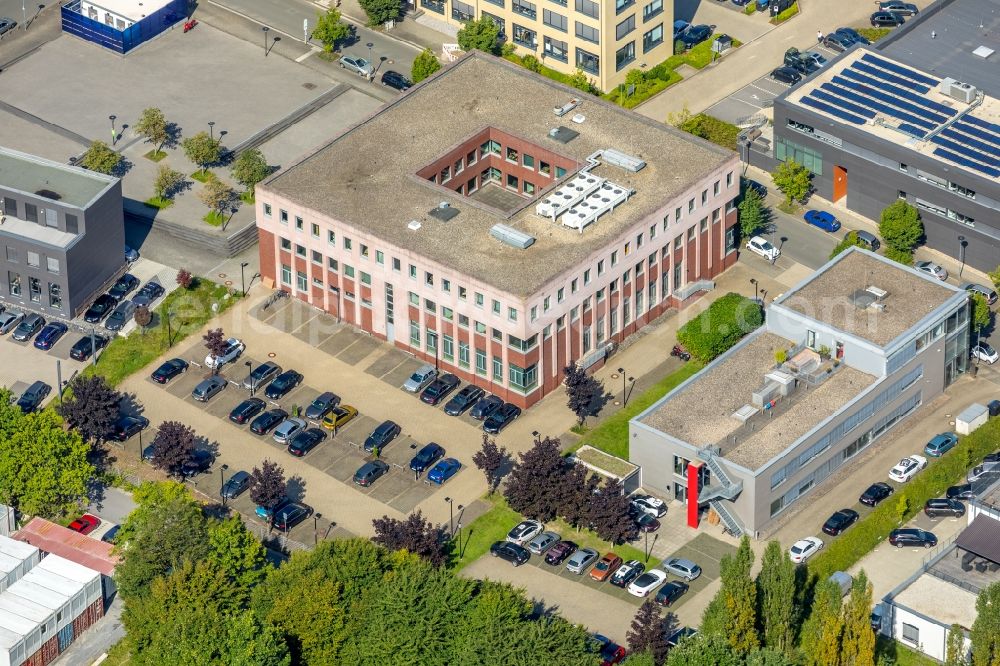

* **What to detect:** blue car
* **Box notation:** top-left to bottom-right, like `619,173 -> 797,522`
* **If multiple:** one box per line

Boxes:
33,322 -> 68,350
924,432 -> 959,458
427,458 -> 462,484
803,210 -> 842,232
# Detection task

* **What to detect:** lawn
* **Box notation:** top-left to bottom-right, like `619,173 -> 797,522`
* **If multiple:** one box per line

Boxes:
451,497 -> 522,571
571,361 -> 704,459
876,637 -> 939,666
143,196 -> 173,210
83,278 -> 236,387
574,446 -> 637,478
858,27 -> 892,42
203,210 -> 225,227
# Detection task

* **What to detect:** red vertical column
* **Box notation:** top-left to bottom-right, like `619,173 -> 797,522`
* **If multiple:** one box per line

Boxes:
687,461 -> 702,528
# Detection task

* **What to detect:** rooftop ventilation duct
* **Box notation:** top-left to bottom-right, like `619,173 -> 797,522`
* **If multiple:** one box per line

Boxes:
601,148 -> 646,172
490,224 -> 535,249
554,98 -> 580,117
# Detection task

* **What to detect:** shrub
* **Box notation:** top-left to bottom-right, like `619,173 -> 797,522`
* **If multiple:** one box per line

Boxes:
674,39 -> 686,55
771,1 -> 798,23
678,114 -> 740,150
411,49 -> 441,83
676,293 -> 764,362
521,54 -> 542,73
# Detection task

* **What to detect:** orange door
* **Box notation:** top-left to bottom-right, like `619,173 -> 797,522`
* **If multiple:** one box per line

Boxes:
833,166 -> 848,202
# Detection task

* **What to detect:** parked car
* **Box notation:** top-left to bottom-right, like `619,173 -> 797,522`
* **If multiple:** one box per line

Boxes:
16,381 -> 51,413
655,581 -> 689,607
364,419 -> 401,452
0,18 -> 18,36
229,398 -> 267,424
221,470 -> 251,499
667,627 -> 699,649
124,245 -> 139,263
802,51 -> 828,68
409,442 -> 445,473
105,300 -> 136,332
69,334 -> 109,361
803,210 -> 841,232
181,449 -> 215,478
68,514 -> 101,535
33,322 -> 68,350
630,495 -> 667,518
273,417 -> 307,444
250,408 -> 288,435
822,32 -> 856,52
288,428 -> 327,456
627,569 -> 667,597
860,481 -> 895,506
507,519 -> 544,545
835,27 -> 871,45
339,55 -> 373,77
610,560 -> 645,588
961,282 -> 999,305
924,498 -> 965,518
108,273 -> 140,300
490,540 -> 530,566
889,455 -> 927,482
132,281 -> 165,307
746,235 -> 781,260
305,391 -> 340,420
109,415 -> 149,442
444,384 -> 486,416
380,70 -> 412,91
192,376 -> 227,402
150,358 -> 188,383
204,337 -> 245,369
545,540 -> 578,565
972,343 -> 998,364
591,634 -> 627,666
672,20 -> 690,40
12,313 -> 45,341
566,547 -> 600,574
272,502 -> 312,531
789,536 -> 824,563
925,432 -> 960,457
988,400 -> 1000,417
889,528 -> 937,548
590,553 -> 623,581
403,364 -> 438,392
947,483 -> 975,500
0,310 -> 24,334
870,10 -> 905,26
769,67 -> 802,86
321,404 -> 358,431
678,24 -> 712,48
483,403 -> 521,433
743,178 -> 767,199
968,460 -> 1000,483
255,497 -> 290,522
354,460 -> 390,486
527,531 -> 561,555
470,394 -> 503,420
663,557 -> 702,581
243,361 -> 282,391
879,0 -> 918,14
84,295 -> 118,323
822,508 -> 860,536
632,510 -> 660,533
421,374 -> 460,405
914,261 -> 948,281
265,370 -> 303,399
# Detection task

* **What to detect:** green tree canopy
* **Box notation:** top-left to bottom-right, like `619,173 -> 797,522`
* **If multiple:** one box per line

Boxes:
771,159 -> 811,205
972,293 -> 991,335
945,623 -> 966,666
182,131 -> 220,175
79,140 -> 122,175
207,515 -> 270,593
840,570 -> 875,666
756,540 -> 797,655
230,148 -> 270,193
829,231 -> 866,260
971,581 -> 1000,666
878,201 -> 923,258
739,187 -> 767,238
311,7 -> 351,52
800,578 -> 844,666
457,17 -> 500,54
358,0 -> 400,26
412,48 -> 442,83
152,164 -> 185,200
198,176 -> 236,217
134,107 -> 168,153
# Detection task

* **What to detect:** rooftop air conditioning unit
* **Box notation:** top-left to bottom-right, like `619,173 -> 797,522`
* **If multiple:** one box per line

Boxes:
490,224 -> 535,249
940,77 -> 978,103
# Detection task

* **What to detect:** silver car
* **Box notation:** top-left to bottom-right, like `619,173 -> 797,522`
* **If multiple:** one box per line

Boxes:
0,17 -> 16,36
403,364 -> 437,393
105,300 -> 136,332
526,530 -> 561,555
565,547 -> 599,574
191,376 -> 227,402
243,361 -> 282,391
273,417 -> 307,444
339,55 -> 373,77
0,310 -> 23,334
663,557 -> 702,581
915,261 -> 948,281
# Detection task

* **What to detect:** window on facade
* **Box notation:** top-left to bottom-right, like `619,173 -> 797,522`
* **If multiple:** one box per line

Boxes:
575,0 -> 599,17
344,264 -> 355,278
530,305 -> 538,321
901,624 -> 919,645
475,348 -> 487,375
642,0 -> 662,19
642,24 -> 663,52
597,259 -> 605,275
544,36 -> 569,62
508,307 -> 518,321
615,15 -> 634,39
513,0 -> 536,17
48,282 -> 62,309
615,0 -> 633,13
543,8 -> 568,31
459,314 -> 470,327
493,357 -> 504,381
575,21 -> 599,43
295,216 -> 303,231
310,222 -> 319,238
539,161 -> 551,176
296,272 -> 307,291
26,252 -> 39,268
576,48 -> 600,75
295,245 -> 306,258
280,265 -> 291,285
344,237 -> 353,251
492,299 -> 501,315
328,257 -> 339,272
458,342 -> 470,368
509,362 -> 538,391
616,41 -> 635,70
475,321 -> 487,335
65,214 -> 78,234
279,236 -> 290,251
8,271 -> 20,296
410,321 -> 421,346
311,250 -> 322,264
28,277 -> 40,302
451,0 -> 474,20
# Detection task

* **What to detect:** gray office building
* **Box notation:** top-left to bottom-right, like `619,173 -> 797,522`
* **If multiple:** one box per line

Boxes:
0,147 -> 125,318
759,0 -> 1000,272
630,248 -> 969,536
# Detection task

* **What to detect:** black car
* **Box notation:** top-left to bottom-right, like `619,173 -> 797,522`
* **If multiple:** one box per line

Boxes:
288,428 -> 327,456
544,540 -> 578,565
304,391 -> 340,420
69,334 -> 109,361
835,27 -> 871,45
84,294 -> 118,323
229,398 -> 267,424
947,483 -> 975,500
109,415 -> 149,442
181,450 -> 215,478
822,508 -> 860,536
870,10 -> 905,26
16,381 -> 51,413
104,301 -> 136,332
743,178 -> 767,199
150,358 -> 188,384
924,498 -> 965,518
381,70 -> 412,91
272,502 -> 312,531
633,511 -> 660,533
265,370 -> 303,399
132,281 -> 165,308
988,400 -> 1000,418
655,581 -> 689,607
250,408 -> 289,435
860,482 -> 894,507
34,322 -> 68,351
420,374 -> 460,406
409,442 -> 445,473
444,384 -> 485,416
108,273 -> 140,300
678,24 -> 712,48
490,541 -> 530,566
610,561 -> 645,588
221,470 -> 251,499
470,395 -> 503,420
770,66 -> 801,85
787,55 -> 819,76
354,460 -> 390,486
483,403 -> 521,434
364,420 -> 401,452
889,528 -> 937,548
822,32 -> 855,52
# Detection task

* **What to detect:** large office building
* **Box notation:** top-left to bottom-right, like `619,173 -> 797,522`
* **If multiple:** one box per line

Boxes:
256,53 -> 741,409
0,147 -> 126,320
630,248 -> 969,536
764,0 -> 1000,272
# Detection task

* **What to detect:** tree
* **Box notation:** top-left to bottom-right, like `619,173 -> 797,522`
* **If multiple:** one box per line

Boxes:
199,176 -> 236,223
134,107 -> 168,154
627,599 -> 670,665
677,293 -> 764,362
588,478 -> 639,544
972,293 -> 991,340
553,462 -> 594,529
182,131 -> 221,176
878,201 -> 922,261
718,535 -> 759,654
79,140 -> 121,175
176,268 -> 193,289
149,420 -> 196,478
739,187 -> 767,238
204,327 -> 229,374
971,581 -> 1000,666
114,481 -> 199,546
473,434 -> 511,494
503,435 -> 568,521
249,460 -> 286,510
989,265 -> 1000,291
946,623 -> 967,666
134,304 -> 152,333
800,578 -> 844,666
665,633 -> 749,666
771,159 -> 811,206
830,230 -> 866,260
207,515 -> 270,593
152,164 -> 185,200
56,375 -> 121,443
563,363 -> 605,426
357,0 -> 400,26
755,540 -> 796,655
371,510 -> 448,567
311,7 -> 351,52
568,68 -> 599,95
840,571 -> 876,666
457,16 -> 500,54
231,148 -> 270,195
412,48 -> 441,83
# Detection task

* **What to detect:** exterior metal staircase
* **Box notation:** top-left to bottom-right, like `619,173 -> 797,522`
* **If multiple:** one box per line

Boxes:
697,447 -> 746,536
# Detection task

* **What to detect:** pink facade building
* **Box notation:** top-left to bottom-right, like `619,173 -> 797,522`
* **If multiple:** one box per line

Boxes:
256,53 -> 741,409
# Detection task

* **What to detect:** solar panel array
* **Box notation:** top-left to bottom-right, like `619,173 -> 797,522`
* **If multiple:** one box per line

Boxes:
929,116 -> 1000,178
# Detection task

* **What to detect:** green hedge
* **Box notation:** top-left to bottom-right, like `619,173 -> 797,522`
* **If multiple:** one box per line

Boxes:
676,293 -> 763,362
807,417 -> 1000,580
678,114 -> 741,150
771,1 -> 799,23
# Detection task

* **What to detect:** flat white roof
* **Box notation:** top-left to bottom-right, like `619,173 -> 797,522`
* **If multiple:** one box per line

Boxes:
0,607 -> 37,637
0,553 -> 23,577
0,536 -> 38,564
22,568 -> 83,599
894,573 -> 978,628
0,624 -> 23,650
5,580 -> 70,612
35,555 -> 100,586
0,596 -> 52,625
84,0 -> 172,22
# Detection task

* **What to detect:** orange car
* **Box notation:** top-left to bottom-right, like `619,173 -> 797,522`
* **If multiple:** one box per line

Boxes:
590,553 -> 623,582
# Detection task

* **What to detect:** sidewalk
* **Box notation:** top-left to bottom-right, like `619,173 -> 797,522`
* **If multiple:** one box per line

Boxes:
319,0 -> 453,56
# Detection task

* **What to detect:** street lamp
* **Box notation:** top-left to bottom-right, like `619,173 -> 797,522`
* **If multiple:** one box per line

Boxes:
109,115 -> 117,145
240,262 -> 249,297
445,497 -> 454,537
366,42 -> 374,78
208,121 -> 215,142
958,235 -> 967,278
245,360 -> 254,395
220,464 -> 229,507
262,26 -> 270,56
750,278 -> 758,302
455,505 -> 464,540
618,367 -> 625,401
313,512 -> 322,546
644,532 -> 658,563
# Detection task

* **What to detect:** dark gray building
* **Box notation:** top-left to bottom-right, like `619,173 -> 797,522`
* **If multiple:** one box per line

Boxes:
763,0 -> 1000,273
0,147 -> 125,318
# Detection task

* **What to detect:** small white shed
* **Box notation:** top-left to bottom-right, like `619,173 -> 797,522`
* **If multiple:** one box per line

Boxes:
956,403 -> 988,435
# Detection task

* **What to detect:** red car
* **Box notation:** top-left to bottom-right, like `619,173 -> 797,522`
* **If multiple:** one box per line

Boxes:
591,634 -> 627,665
68,514 -> 101,535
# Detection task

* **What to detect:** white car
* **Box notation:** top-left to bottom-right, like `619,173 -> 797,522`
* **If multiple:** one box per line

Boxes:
789,536 -> 824,564
972,343 -> 998,364
914,261 -> 948,281
627,568 -> 668,597
630,495 -> 667,518
889,455 -> 928,483
205,337 -> 245,369
745,236 -> 780,261
506,519 -> 544,545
